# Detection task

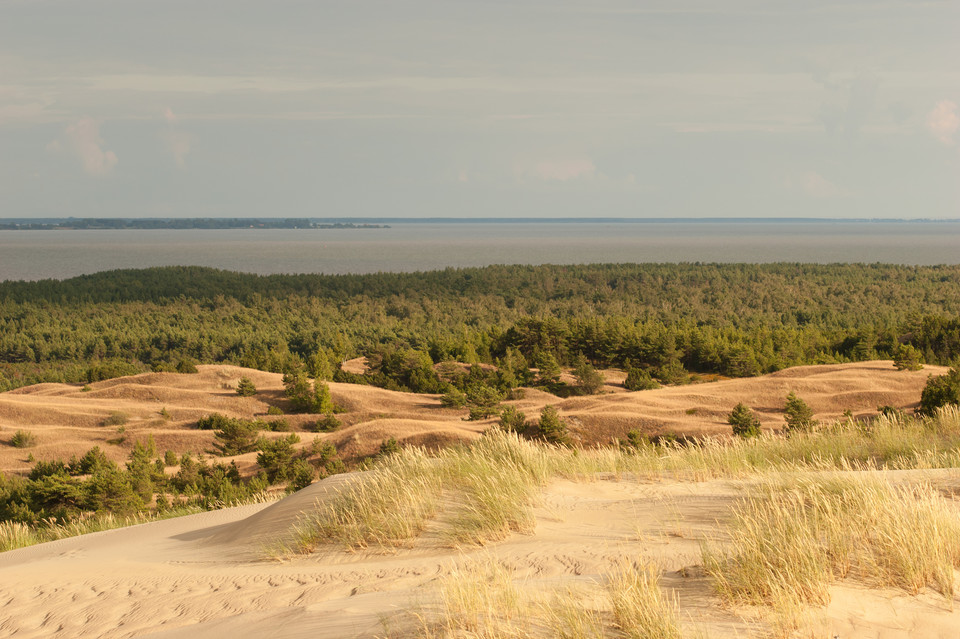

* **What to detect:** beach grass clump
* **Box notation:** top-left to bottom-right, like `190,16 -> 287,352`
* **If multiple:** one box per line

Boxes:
0,507 -> 208,553
291,408 -> 960,555
408,557 -> 685,639
0,521 -> 38,552
292,429 -> 550,552
430,559 -> 529,637
441,433 -> 550,546
607,562 -> 684,639
293,446 -> 443,551
703,473 -> 960,615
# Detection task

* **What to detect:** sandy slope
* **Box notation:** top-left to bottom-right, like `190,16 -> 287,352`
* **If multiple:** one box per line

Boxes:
3,469 -> 958,638
0,360 -> 956,638
0,361 -> 945,475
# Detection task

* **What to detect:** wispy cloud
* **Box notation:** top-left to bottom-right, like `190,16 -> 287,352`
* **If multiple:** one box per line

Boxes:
927,100 -> 958,146
47,117 -> 118,176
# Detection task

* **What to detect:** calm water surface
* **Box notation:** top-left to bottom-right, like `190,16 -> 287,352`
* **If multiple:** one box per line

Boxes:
1,222 -> 958,281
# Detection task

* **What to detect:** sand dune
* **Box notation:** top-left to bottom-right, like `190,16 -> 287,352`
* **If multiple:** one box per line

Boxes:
1,361 -> 945,475
3,469 -> 957,638
1,361 -> 957,637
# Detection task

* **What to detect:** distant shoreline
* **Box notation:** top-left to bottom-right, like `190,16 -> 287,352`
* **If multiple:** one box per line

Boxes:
0,216 -> 957,230
0,219 -> 390,231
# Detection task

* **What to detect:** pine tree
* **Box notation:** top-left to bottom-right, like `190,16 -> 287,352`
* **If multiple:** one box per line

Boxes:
727,403 -> 761,438
784,392 -> 815,432
535,405 -> 569,444
573,354 -> 605,395
535,352 -> 562,384
236,376 -> 257,397
892,344 -> 923,371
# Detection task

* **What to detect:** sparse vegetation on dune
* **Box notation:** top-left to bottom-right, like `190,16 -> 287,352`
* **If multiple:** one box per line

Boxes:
391,557 -> 685,639
703,473 -> 960,634
286,406 -> 960,556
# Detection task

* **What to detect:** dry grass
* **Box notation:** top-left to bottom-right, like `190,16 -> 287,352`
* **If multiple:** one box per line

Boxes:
607,562 -> 684,639
292,448 -> 443,552
401,558 -> 687,639
292,406 -> 960,556
702,472 -> 960,634
290,430 -> 550,553
0,509 -> 205,552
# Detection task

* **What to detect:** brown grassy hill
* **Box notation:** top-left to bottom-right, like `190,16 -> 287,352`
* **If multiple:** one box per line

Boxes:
0,361 -> 945,476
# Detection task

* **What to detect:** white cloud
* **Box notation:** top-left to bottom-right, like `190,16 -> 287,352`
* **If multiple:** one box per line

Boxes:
48,117 -> 118,176
927,100 -> 958,146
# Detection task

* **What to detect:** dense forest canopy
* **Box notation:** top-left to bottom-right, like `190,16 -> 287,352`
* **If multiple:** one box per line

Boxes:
1,263 -> 960,392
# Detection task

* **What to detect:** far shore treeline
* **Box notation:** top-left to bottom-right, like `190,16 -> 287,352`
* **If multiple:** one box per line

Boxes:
0,218 -> 388,231
1,263 -> 960,393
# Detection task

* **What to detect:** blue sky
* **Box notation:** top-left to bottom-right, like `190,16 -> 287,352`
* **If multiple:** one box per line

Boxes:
1,0 -> 957,218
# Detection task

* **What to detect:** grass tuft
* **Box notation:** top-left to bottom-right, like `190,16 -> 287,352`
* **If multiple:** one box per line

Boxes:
607,562 -> 683,639
703,473 -> 960,616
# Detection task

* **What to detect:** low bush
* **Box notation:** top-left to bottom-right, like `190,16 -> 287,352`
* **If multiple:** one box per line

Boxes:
728,403 -> 761,438
313,414 -> 341,432
11,430 -> 37,448
103,411 -> 129,427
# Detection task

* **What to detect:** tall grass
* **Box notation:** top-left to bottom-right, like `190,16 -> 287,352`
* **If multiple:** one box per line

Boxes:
0,508 -> 206,552
607,562 -> 684,639
293,447 -> 443,552
703,473 -> 960,616
292,407 -> 960,554
406,558 -> 684,639
1,492 -> 275,553
291,430 -> 551,552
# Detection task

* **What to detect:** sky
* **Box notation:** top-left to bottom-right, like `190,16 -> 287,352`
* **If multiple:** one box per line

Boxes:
1,0 -> 958,219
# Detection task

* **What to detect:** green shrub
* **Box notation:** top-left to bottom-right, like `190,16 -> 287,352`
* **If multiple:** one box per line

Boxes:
784,392 -> 815,432
266,418 -> 291,432
287,458 -> 316,492
573,354 -> 605,394
196,413 -> 234,431
893,344 -> 924,371
267,406 -> 284,415
623,367 -> 660,391
86,360 -> 141,382
103,411 -> 128,427
498,405 -> 527,433
256,434 -> 302,483
236,376 -> 257,397
212,419 -> 262,456
728,403 -> 761,438
534,405 -> 569,445
11,430 -> 37,448
282,372 -> 334,414
163,450 -> 179,466
70,446 -> 112,475
534,352 -> 562,384
440,387 -> 467,408
918,368 -> 960,416
464,384 -> 503,421
175,359 -> 198,374
378,437 -> 401,457
313,414 -> 342,433
619,429 -> 649,450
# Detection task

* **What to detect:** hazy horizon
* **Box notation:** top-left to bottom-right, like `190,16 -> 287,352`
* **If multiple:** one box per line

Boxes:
2,1 -> 957,220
